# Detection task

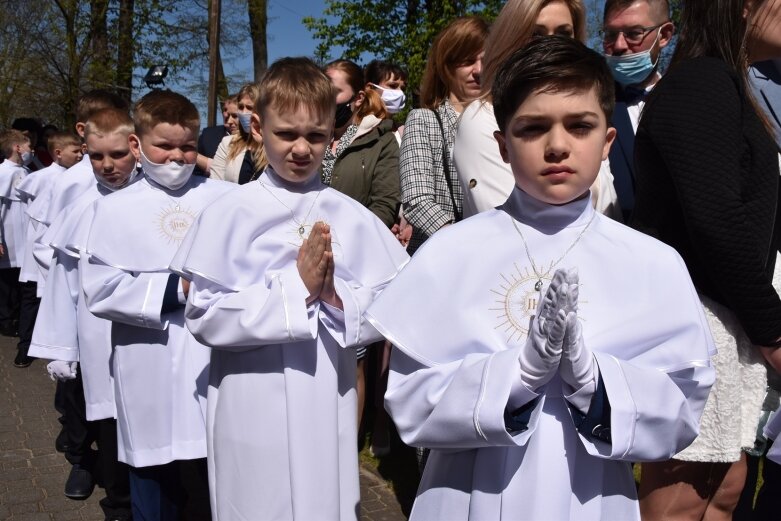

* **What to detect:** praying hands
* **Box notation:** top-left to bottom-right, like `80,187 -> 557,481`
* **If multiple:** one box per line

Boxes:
297,221 -> 342,310
519,268 -> 596,394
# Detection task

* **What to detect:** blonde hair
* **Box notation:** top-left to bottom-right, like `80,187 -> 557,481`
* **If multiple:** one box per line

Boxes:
84,108 -> 134,140
227,83 -> 266,172
480,0 -> 586,97
420,16 -> 490,109
0,129 -> 29,157
258,57 -> 337,124
132,89 -> 200,137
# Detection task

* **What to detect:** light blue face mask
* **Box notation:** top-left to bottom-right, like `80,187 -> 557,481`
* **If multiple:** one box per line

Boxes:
604,30 -> 660,87
237,112 -> 252,133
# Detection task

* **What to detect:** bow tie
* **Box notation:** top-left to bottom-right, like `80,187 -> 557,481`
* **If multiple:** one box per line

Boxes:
617,86 -> 648,105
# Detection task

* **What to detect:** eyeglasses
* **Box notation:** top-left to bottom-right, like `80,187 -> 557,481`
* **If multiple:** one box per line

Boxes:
600,23 -> 665,46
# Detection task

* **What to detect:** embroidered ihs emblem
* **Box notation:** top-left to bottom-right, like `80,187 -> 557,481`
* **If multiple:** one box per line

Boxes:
157,204 -> 195,244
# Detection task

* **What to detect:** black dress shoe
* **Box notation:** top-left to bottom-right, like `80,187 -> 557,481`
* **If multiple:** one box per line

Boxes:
64,464 -> 95,500
13,350 -> 34,368
55,429 -> 70,453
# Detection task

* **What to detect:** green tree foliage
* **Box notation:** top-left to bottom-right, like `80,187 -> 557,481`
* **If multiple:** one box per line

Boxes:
0,0 -> 250,128
303,0 -> 504,96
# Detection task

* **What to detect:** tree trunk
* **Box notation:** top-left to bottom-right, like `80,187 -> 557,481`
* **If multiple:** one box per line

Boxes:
248,0 -> 267,83
208,0 -> 221,126
116,0 -> 134,104
89,0 -> 109,86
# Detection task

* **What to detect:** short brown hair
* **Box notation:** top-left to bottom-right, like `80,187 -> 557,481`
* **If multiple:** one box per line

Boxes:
257,57 -> 336,123
325,59 -> 389,122
132,89 -> 200,137
46,131 -> 82,156
481,0 -> 586,97
75,90 -> 128,124
420,16 -> 489,109
492,36 -> 615,132
84,108 -> 134,140
0,129 -> 30,157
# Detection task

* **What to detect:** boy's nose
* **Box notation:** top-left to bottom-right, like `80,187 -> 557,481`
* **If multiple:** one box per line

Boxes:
291,139 -> 309,156
544,127 -> 570,158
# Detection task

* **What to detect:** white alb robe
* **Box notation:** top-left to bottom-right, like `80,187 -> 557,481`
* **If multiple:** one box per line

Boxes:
170,168 -> 409,520
32,155 -> 94,293
0,159 -> 28,267
16,163 -> 65,282
453,101 -> 622,221
29,180 -> 136,421
81,175 -> 235,467
367,189 -> 716,521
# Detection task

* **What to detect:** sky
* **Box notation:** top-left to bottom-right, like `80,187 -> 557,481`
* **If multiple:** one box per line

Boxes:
174,0 -> 612,125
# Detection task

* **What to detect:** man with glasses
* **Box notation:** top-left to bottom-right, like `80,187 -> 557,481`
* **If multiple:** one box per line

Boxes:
601,0 -> 674,221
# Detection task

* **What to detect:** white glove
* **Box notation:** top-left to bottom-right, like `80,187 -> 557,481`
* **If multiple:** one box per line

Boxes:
518,270 -> 569,390
557,270 -> 598,394
47,360 -> 78,382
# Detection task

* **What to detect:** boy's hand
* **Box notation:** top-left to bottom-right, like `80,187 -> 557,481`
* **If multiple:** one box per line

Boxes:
0,244 -> 5,257
556,270 -> 597,393
181,278 -> 190,298
319,237 -> 343,310
518,277 -> 568,390
297,222 -> 329,305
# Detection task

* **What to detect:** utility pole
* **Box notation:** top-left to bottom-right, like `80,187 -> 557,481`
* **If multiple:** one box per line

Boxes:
207,0 -> 221,127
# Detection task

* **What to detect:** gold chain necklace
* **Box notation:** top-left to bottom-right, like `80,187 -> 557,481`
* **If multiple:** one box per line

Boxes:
258,181 -> 323,238
509,210 -> 596,292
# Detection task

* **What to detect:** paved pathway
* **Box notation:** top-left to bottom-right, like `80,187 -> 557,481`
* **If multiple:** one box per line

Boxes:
0,336 -> 406,520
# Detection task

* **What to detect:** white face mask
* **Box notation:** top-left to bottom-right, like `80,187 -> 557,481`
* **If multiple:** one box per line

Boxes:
21,151 -> 33,166
371,83 -> 406,114
237,112 -> 253,133
139,148 -> 194,190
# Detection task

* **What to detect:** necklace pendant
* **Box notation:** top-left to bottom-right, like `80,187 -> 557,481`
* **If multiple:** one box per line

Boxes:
534,279 -> 543,291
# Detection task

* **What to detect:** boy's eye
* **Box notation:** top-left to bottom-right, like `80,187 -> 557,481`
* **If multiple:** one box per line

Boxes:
515,124 -> 547,137
556,28 -> 574,37
569,122 -> 595,135
111,151 -> 130,159
307,133 -> 328,143
276,131 -> 296,140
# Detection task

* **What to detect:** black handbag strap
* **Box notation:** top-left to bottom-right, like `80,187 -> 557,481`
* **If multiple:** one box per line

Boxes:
431,108 -> 462,222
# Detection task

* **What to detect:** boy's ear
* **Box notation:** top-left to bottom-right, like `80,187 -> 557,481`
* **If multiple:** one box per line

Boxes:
250,113 -> 262,144
54,147 -> 63,160
75,122 -> 86,138
128,133 -> 142,161
602,126 -> 617,161
493,130 -> 510,164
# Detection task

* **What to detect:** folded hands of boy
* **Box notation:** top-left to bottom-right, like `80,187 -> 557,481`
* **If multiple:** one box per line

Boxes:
298,222 -> 343,310
519,269 -> 597,394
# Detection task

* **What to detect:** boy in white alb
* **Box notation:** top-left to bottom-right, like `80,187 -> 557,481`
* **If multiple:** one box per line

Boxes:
14,132 -> 83,368
31,90 -> 128,296
0,129 -> 30,346
29,108 -> 138,519
80,90 -> 233,520
171,57 -> 409,520
366,37 -> 716,520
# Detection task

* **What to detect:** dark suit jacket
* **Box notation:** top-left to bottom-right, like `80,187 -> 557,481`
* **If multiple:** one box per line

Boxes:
196,125 -> 229,177
608,97 -> 636,221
